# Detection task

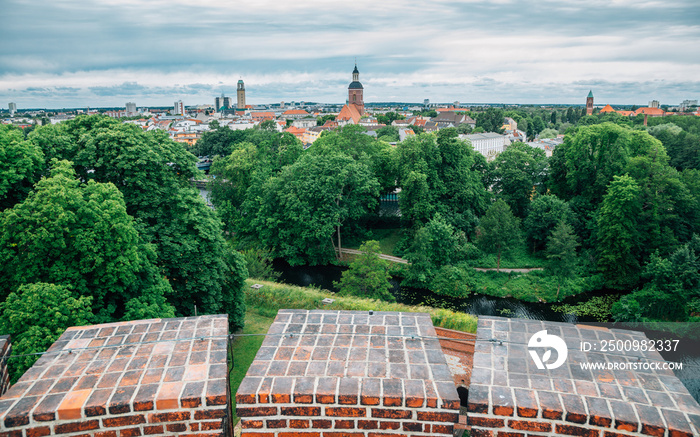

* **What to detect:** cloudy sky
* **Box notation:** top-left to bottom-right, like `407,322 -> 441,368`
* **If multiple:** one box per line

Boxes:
1,0 -> 699,109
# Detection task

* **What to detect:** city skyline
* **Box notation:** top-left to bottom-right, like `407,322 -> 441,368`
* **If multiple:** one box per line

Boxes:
1,0 -> 699,108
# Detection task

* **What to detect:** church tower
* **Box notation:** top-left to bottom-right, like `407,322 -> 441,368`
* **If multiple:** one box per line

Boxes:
348,63 -> 364,114
586,90 -> 594,115
237,80 -> 246,109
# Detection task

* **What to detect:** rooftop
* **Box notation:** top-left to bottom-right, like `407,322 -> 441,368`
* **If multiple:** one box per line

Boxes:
0,315 -> 230,436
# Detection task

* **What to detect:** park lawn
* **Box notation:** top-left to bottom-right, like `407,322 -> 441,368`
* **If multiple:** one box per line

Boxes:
229,310 -> 275,424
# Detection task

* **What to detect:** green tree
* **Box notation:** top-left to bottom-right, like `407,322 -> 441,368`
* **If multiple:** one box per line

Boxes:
248,152 -> 379,265
524,195 -> 575,253
477,200 -> 522,271
490,142 -> 548,218
430,265 -> 475,298
0,124 -> 44,209
0,283 -> 93,382
612,236 -> 700,322
596,175 -> 643,289
0,160 -> 175,321
539,128 -> 558,139
546,222 -> 579,298
335,240 -> 394,302
29,117 -> 242,319
476,108 -> 505,133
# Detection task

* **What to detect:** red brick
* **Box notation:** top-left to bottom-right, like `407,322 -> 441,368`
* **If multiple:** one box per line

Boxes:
148,411 -> 190,423
508,420 -> 552,432
403,422 -> 422,431
324,434 -> 364,437
372,409 -> 411,419
290,419 -> 310,428
379,421 -> 401,430
143,425 -> 164,435
237,406 -> 278,417
194,408 -> 227,420
335,419 -> 354,429
555,424 -> 600,437
166,423 -> 187,432
358,420 -> 378,429
514,389 -> 538,418
416,411 -> 459,422
0,431 -> 23,437
278,433 -> 320,437
25,427 -> 51,437
241,419 -> 263,429
54,420 -> 100,434
94,432 -> 118,437
241,434 -> 274,437
368,433 -> 409,437
326,407 -> 365,417
201,421 -> 223,430
495,433 -> 525,437
469,416 -> 505,428
311,419 -> 331,428
432,424 -> 454,434
103,414 -> 146,427
267,419 -> 287,428
281,406 -> 321,416
120,428 -> 142,437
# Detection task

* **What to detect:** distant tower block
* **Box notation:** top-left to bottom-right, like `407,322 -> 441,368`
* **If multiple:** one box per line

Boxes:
237,80 -> 246,109
348,63 -> 364,114
586,90 -> 594,115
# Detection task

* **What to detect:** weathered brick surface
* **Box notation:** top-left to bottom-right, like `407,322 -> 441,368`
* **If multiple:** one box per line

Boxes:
236,310 -> 460,435
0,315 -> 232,437
0,337 -> 11,398
466,316 -> 700,437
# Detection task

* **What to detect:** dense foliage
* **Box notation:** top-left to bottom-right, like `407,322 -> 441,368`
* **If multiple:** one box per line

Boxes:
0,116 -> 248,379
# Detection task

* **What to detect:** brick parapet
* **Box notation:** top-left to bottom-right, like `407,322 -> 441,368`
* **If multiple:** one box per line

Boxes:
466,316 -> 700,437
0,335 -> 11,397
0,315 -> 232,437
237,310 -> 460,436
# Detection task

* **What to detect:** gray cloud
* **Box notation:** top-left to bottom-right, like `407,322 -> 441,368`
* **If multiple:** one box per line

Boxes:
1,0 -> 698,107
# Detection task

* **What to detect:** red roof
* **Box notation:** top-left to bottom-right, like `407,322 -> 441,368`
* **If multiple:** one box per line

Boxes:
600,104 -> 616,113
282,109 -> 309,115
337,104 -> 362,124
635,107 -> 664,116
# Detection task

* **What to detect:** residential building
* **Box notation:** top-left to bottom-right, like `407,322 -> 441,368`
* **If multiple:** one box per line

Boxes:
215,94 -> 231,111
125,102 -> 137,116
8,102 -> 16,116
431,111 -> 476,129
282,109 -> 310,120
292,118 -> 317,129
681,100 -> 698,111
649,100 -> 660,109
173,100 -> 184,115
460,132 -> 509,160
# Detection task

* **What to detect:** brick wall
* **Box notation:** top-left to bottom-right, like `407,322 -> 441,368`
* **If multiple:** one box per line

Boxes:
0,335 -> 10,397
236,310 -> 461,436
0,315 -> 232,437
467,316 -> 700,437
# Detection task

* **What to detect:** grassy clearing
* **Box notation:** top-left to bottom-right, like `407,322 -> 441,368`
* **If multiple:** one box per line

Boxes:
346,228 -> 402,256
466,244 -> 546,269
229,311 -> 275,424
465,269 -> 592,303
243,278 -> 478,333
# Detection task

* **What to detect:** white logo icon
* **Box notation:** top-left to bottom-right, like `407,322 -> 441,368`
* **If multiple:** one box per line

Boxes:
528,330 -> 568,370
